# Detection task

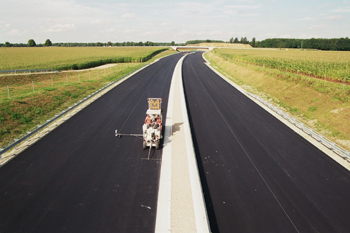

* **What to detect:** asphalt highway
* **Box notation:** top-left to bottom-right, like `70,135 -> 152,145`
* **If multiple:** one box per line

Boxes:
0,53 -> 184,233
182,52 -> 350,233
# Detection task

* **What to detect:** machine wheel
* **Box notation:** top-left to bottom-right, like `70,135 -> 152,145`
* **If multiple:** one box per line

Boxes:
143,141 -> 146,149
155,141 -> 160,150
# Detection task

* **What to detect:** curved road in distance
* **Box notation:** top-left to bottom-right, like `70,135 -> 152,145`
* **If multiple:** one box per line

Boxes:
182,52 -> 350,233
0,53 -> 184,233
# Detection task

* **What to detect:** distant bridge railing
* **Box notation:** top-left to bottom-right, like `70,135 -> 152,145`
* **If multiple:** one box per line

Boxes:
171,46 -> 214,51
0,69 -> 60,75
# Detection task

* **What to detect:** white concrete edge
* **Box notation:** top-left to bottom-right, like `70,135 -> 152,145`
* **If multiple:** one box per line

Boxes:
154,58 -> 177,232
178,55 -> 211,232
202,52 -> 350,171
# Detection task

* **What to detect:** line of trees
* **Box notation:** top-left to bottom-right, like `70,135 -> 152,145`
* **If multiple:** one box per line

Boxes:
227,36 -> 350,51
186,39 -> 224,45
228,37 -> 256,47
228,37 -> 253,45
255,38 -> 350,51
0,39 -> 174,47
3,37 -> 350,51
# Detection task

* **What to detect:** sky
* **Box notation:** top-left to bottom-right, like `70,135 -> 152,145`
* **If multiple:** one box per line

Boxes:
1,0 -> 350,44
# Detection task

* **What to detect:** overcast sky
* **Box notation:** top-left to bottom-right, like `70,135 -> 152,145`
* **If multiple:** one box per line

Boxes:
1,0 -> 350,44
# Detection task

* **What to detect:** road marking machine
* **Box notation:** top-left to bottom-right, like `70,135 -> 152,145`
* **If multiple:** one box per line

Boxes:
115,98 -> 163,160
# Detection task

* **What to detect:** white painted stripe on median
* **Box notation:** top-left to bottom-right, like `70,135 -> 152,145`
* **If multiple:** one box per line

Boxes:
156,54 -> 210,232
178,55 -> 211,233
155,57 -> 177,233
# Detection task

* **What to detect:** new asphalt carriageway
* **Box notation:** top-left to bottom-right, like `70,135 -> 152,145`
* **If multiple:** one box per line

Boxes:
1,51 -> 350,233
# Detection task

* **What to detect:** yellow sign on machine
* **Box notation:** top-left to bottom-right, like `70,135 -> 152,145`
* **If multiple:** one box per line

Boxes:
148,98 -> 162,110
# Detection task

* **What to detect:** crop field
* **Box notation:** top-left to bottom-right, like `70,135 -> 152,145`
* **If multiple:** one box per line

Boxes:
0,47 -> 168,71
0,49 -> 176,148
213,49 -> 350,83
205,49 -> 350,151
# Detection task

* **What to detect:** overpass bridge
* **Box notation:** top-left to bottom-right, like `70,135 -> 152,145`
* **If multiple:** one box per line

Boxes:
171,46 -> 214,51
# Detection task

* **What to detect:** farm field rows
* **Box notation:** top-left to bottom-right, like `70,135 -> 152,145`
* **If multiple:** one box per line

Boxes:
0,49 -> 176,148
0,47 -> 168,71
205,49 -> 350,151
213,48 -> 350,83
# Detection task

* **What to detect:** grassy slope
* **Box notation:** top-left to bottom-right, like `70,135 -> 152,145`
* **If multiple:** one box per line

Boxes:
0,49 -> 177,148
205,51 -> 350,151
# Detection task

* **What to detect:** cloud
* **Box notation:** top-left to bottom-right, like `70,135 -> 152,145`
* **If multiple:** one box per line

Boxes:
123,29 -> 136,34
40,23 -> 75,33
264,33 -> 277,38
329,8 -> 350,12
244,13 -> 261,17
1,0 -> 349,43
176,30 -> 206,37
141,31 -> 158,36
209,30 -> 227,38
325,15 -> 343,20
176,2 -> 213,8
237,0 -> 256,2
319,3 -> 336,8
223,3 -> 262,16
279,34 -> 292,38
90,19 -> 103,25
105,28 -> 115,32
7,29 -> 22,35
307,24 -> 328,30
121,13 -> 136,19
224,4 -> 261,9
298,17 -> 315,21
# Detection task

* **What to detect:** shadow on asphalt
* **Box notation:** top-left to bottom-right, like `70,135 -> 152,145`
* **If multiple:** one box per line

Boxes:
183,80 -> 220,233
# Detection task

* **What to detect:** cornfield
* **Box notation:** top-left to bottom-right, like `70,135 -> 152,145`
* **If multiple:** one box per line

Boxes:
0,47 -> 168,71
213,49 -> 350,83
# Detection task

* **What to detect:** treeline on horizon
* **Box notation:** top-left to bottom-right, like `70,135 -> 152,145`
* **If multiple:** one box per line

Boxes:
255,37 -> 350,51
186,38 -> 350,51
2,37 -> 350,51
0,41 -> 175,47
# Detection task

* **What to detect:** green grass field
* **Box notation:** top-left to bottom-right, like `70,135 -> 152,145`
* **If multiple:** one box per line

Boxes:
0,47 -> 168,71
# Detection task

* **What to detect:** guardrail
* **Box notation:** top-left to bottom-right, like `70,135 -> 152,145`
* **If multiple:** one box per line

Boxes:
0,69 -> 60,74
246,92 -> 350,162
0,64 -> 147,160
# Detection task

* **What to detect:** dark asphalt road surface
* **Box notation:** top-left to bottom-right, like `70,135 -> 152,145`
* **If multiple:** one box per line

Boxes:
0,53 -> 183,233
182,52 -> 350,233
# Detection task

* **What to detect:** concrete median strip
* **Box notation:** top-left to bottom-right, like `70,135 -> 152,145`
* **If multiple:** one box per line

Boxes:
155,55 -> 210,233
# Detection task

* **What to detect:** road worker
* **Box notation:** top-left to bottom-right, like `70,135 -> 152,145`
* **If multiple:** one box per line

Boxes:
156,115 -> 162,131
145,114 -> 151,125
